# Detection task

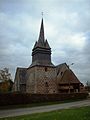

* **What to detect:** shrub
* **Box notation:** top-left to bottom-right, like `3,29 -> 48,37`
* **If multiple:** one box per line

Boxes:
0,92 -> 88,106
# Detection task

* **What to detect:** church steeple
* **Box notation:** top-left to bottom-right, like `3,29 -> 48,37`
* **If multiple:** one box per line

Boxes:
31,18 -> 54,67
33,18 -> 50,49
38,18 -> 45,46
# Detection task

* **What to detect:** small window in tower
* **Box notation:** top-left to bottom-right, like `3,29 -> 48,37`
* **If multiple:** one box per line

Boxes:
45,67 -> 47,72
45,82 -> 48,87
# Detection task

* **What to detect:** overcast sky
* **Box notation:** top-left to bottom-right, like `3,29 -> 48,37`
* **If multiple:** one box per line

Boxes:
0,0 -> 90,84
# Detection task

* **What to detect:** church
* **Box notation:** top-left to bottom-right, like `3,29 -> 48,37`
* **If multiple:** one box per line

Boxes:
14,18 -> 82,94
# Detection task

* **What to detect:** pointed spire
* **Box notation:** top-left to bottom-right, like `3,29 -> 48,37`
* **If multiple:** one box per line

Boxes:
31,17 -> 53,67
38,18 -> 45,46
33,17 -> 51,50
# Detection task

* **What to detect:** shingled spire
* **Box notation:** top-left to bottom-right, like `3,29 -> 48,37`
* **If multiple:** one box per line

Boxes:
38,18 -> 45,47
33,18 -> 50,49
31,18 -> 54,67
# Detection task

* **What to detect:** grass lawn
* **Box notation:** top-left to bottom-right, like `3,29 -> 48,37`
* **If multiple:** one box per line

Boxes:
0,106 -> 90,120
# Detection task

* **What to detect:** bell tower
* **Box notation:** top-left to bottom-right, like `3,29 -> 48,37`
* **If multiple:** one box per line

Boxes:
31,18 -> 54,67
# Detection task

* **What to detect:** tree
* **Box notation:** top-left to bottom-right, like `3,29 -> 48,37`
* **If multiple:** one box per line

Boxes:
86,81 -> 90,92
86,81 -> 90,86
0,68 -> 13,93
0,68 -> 11,81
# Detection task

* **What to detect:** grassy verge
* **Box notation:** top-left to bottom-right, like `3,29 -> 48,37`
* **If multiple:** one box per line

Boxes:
0,106 -> 90,120
0,98 -> 86,110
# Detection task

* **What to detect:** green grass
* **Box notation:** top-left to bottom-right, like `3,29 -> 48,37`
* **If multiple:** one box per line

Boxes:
0,106 -> 90,120
0,98 -> 86,110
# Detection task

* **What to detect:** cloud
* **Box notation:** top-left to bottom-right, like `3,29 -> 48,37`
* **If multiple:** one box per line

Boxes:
0,0 -> 90,85
51,31 -> 90,84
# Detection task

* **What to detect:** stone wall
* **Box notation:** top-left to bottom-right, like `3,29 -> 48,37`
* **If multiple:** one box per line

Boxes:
26,66 -> 58,94
26,67 -> 36,93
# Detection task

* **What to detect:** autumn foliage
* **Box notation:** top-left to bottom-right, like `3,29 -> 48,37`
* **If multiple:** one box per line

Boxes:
0,68 -> 13,93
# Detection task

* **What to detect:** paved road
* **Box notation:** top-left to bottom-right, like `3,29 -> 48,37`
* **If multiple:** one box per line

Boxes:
0,99 -> 90,118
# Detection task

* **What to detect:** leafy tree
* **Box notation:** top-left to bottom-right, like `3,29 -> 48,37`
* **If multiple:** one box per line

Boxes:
0,68 -> 11,81
0,68 -> 13,93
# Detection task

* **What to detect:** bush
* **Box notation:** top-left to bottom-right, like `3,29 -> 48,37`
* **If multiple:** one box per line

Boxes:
0,92 -> 88,106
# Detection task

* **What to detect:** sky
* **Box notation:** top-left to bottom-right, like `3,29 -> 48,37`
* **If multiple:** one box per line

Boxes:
0,0 -> 90,84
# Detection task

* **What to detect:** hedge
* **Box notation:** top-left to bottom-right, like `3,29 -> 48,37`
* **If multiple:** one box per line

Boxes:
0,92 -> 88,106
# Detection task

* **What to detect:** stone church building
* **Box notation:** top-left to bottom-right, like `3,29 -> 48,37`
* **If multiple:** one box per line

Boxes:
14,18 -> 82,94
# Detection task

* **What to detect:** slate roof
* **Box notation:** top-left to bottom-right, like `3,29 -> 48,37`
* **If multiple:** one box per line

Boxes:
59,69 -> 80,84
56,63 -> 68,76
